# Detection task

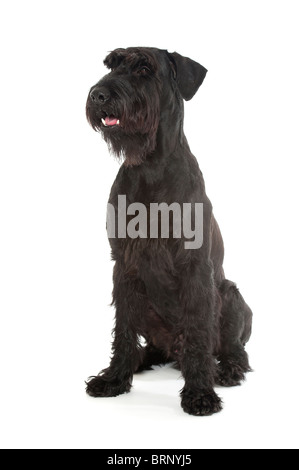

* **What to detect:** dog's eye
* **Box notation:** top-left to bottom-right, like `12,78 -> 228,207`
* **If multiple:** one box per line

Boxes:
136,66 -> 151,76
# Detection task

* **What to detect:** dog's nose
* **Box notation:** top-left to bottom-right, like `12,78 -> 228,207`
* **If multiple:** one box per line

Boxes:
90,86 -> 110,104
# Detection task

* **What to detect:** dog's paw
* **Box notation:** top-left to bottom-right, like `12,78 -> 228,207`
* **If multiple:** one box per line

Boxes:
180,388 -> 222,416
216,360 -> 248,387
85,375 -> 131,398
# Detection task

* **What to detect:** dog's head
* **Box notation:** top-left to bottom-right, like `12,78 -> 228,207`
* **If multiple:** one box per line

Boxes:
86,47 -> 207,166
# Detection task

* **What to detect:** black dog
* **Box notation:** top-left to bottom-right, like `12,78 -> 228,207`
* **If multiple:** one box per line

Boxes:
85,47 -> 252,416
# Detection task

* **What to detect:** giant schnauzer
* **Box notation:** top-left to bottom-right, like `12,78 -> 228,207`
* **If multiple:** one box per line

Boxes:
85,47 -> 252,416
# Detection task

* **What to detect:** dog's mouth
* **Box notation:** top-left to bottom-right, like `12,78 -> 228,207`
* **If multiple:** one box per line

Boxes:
101,113 -> 120,128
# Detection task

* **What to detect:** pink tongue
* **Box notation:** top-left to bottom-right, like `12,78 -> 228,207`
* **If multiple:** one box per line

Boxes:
105,116 -> 118,126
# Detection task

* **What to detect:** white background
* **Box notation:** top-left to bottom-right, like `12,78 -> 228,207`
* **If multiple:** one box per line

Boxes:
0,0 -> 299,449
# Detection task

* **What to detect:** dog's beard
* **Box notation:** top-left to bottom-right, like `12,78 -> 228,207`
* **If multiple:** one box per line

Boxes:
102,109 -> 159,166
86,95 -> 160,166
103,127 -> 158,166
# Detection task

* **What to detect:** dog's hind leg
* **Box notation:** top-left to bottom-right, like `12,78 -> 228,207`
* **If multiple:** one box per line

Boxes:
216,280 -> 253,386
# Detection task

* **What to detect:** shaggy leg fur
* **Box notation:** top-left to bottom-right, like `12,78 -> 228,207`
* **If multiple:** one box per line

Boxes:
86,264 -> 146,397
216,280 -> 252,386
179,263 -> 223,416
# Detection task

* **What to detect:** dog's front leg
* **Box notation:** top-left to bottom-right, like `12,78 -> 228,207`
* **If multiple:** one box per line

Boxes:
180,262 -> 222,416
86,262 -> 144,398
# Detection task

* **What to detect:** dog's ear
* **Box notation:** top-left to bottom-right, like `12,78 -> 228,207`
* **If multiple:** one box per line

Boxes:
168,52 -> 207,101
104,49 -> 126,70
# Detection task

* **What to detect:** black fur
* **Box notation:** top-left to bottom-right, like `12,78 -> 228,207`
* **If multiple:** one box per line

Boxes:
85,47 -> 252,416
